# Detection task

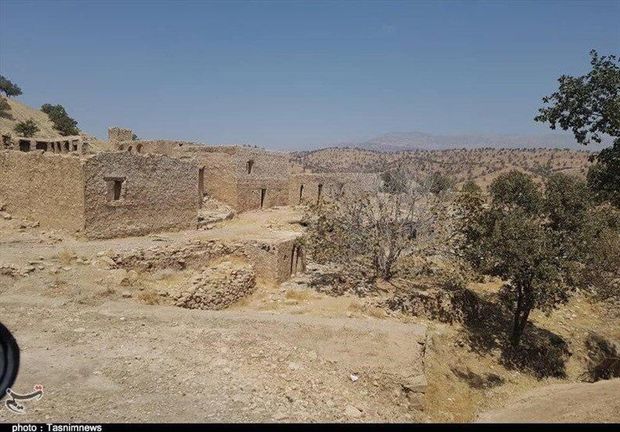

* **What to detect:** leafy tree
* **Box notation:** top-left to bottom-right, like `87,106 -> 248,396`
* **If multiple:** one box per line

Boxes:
0,97 -> 11,119
535,50 -> 620,206
535,50 -> 619,146
41,103 -> 79,136
132,133 -> 139,140
14,118 -> 39,137
489,170 -> 541,214
0,75 -> 22,97
587,139 -> 620,206
458,171 -> 589,346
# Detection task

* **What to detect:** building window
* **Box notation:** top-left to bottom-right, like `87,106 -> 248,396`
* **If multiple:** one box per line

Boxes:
247,160 -> 254,174
105,177 -> 126,201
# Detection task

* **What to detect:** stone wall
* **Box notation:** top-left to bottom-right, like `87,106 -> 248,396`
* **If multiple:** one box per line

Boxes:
242,238 -> 305,285
289,172 -> 380,205
117,140 -> 200,157
0,151 -> 85,231
82,152 -> 199,239
108,127 -> 134,143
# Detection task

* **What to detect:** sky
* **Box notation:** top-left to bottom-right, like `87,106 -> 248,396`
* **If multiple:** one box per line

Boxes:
1,0 -> 618,150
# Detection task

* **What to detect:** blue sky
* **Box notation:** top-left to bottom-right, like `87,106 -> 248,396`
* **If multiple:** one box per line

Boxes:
1,0 -> 618,149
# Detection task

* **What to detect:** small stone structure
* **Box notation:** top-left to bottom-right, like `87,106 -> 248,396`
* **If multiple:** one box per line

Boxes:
175,262 -> 257,310
3,134 -> 90,154
108,127 -> 134,143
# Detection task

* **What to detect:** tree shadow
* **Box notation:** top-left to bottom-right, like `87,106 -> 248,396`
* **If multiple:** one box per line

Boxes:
454,288 -> 571,379
450,366 -> 505,389
0,110 -> 13,120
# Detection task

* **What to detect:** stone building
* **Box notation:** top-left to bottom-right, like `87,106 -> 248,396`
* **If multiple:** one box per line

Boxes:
0,150 -> 199,238
113,135 -> 293,212
2,134 -> 90,154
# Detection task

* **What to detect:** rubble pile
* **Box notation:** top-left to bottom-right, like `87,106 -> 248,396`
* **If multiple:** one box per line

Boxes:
175,261 -> 256,310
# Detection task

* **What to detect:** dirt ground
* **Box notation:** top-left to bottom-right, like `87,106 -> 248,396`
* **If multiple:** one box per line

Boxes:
1,208 -> 618,422
0,209 -> 428,422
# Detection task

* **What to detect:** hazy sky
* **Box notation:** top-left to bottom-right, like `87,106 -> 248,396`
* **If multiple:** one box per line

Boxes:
1,0 -> 618,149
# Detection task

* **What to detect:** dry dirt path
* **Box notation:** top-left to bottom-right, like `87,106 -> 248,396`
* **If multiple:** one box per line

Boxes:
476,379 -> 620,423
0,294 -> 426,422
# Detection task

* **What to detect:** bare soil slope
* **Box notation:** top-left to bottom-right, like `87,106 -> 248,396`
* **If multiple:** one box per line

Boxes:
476,379 -> 620,423
0,98 -> 58,138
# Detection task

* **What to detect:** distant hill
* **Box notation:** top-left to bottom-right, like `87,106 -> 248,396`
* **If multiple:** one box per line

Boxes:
292,146 -> 593,190
336,131 -> 610,152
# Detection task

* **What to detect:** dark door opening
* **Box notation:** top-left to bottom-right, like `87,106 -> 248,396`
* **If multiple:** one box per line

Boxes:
260,188 -> 266,209
299,184 -> 304,203
19,141 -> 30,152
198,167 -> 205,206
317,184 -> 323,204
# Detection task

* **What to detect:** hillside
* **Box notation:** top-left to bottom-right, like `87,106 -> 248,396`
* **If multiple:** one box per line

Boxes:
292,147 -> 593,188
0,97 -> 60,138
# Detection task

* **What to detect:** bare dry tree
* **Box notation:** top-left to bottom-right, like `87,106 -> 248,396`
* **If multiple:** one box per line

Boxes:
305,175 -> 451,281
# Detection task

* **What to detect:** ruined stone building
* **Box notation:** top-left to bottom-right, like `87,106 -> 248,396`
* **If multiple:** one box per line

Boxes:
1,127 -> 377,241
111,129 -> 379,213
0,149 -> 198,239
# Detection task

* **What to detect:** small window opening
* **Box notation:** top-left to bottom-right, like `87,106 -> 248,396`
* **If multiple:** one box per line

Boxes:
317,183 -> 323,204
19,140 -> 30,152
299,184 -> 304,203
136,144 -> 143,153
247,159 -> 254,174
63,142 -> 70,152
106,177 -> 126,201
260,188 -> 266,208
36,142 -> 47,151
72,143 -> 78,152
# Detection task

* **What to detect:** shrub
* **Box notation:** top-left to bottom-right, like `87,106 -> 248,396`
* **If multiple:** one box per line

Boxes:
14,118 -> 39,137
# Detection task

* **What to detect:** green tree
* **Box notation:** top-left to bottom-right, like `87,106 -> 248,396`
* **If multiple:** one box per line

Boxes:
459,171 -> 587,346
587,140 -> 620,206
14,118 -> 39,137
0,75 -> 22,97
535,50 -> 619,146
535,50 -> 620,206
41,103 -> 79,136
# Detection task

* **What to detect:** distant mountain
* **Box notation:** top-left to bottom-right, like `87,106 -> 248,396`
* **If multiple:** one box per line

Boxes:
336,131 -> 610,152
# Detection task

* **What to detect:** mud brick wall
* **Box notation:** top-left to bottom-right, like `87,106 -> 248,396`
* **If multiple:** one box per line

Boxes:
241,237 -> 305,286
82,152 -> 199,239
0,151 -> 85,231
289,172 -> 381,205
108,127 -> 134,143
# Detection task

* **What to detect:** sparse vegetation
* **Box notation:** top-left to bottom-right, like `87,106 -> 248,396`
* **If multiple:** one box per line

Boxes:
41,103 -> 79,136
0,75 -> 22,97
14,118 -> 39,137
